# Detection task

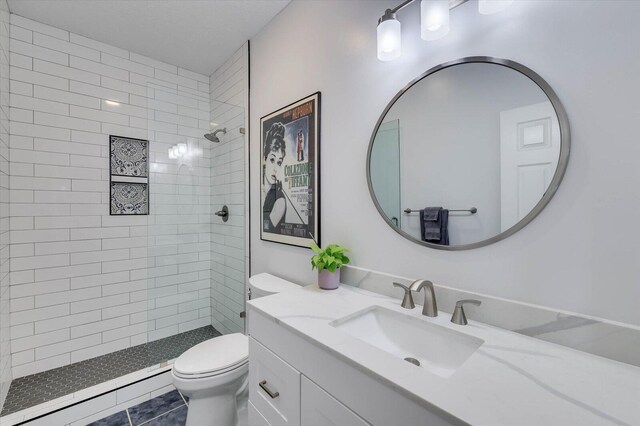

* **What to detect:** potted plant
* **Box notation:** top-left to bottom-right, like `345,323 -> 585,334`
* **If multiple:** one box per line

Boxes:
310,243 -> 350,290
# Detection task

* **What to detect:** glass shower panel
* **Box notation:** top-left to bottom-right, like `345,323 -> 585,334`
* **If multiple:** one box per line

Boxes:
144,69 -> 247,366
145,82 -> 217,366
210,100 -> 247,335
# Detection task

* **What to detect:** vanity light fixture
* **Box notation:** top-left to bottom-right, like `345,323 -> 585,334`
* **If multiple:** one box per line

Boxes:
377,0 -> 512,61
377,9 -> 402,61
421,0 -> 450,41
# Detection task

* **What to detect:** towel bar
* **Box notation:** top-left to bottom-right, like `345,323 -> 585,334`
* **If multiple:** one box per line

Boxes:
403,207 -> 477,214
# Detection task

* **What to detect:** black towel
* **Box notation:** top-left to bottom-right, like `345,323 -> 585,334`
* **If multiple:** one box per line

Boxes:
420,207 -> 449,246
420,207 -> 441,241
440,209 -> 449,246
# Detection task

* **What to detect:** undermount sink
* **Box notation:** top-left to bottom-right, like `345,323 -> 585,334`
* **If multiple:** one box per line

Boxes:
330,306 -> 484,377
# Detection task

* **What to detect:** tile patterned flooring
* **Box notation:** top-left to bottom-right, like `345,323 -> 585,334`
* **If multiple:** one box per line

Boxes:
1,326 -> 220,416
88,390 -> 188,426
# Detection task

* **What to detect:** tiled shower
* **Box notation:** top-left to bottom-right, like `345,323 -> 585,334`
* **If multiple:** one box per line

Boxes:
0,6 -> 248,422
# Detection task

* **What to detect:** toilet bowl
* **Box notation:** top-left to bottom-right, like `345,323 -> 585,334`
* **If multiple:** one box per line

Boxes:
171,273 -> 300,426
172,333 -> 249,426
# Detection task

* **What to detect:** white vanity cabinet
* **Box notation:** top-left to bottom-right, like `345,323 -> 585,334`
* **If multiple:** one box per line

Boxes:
248,307 -> 459,426
300,376 -> 369,426
248,337 -> 368,426
248,338 -> 301,425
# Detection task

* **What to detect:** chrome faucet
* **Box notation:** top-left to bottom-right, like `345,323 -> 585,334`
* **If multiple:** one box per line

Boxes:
392,282 -> 415,309
451,299 -> 481,325
409,280 -> 437,317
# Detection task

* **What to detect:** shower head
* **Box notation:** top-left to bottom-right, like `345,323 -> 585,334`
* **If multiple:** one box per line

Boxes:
204,128 -> 226,143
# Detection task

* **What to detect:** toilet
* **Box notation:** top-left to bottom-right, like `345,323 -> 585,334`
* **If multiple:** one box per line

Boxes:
171,273 -> 300,426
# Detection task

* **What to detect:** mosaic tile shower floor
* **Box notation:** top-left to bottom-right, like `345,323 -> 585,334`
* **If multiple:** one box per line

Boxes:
89,390 -> 188,426
1,326 -> 220,416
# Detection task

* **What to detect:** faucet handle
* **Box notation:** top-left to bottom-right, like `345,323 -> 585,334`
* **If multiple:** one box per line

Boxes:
451,299 -> 482,325
393,282 -> 415,309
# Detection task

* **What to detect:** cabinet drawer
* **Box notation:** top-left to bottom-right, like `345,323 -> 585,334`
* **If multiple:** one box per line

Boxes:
301,376 -> 369,426
249,337 -> 301,426
249,401 -> 271,426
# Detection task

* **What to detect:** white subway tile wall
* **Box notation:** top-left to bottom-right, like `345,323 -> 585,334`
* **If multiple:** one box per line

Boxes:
209,44 -> 248,334
0,0 -> 9,410
7,14 -> 213,378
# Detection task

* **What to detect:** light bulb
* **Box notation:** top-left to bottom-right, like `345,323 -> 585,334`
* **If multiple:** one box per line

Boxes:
377,10 -> 401,61
421,0 -> 450,41
177,143 -> 187,155
478,0 -> 513,15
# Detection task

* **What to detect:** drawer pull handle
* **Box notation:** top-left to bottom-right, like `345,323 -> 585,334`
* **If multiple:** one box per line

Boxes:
259,380 -> 280,399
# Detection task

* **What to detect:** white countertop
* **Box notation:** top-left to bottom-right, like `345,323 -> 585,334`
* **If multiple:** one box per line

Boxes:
248,283 -> 640,426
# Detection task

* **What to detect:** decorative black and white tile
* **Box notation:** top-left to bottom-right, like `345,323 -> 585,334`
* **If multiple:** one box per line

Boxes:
111,182 -> 149,215
109,135 -> 150,215
110,135 -> 149,177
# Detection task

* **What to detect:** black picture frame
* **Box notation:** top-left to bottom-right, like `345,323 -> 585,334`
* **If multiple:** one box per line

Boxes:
259,92 -> 321,249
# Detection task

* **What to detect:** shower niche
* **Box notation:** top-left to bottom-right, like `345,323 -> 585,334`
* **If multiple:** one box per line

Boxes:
109,135 -> 150,215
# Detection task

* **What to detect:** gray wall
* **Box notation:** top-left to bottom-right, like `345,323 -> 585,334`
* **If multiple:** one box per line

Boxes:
250,1 -> 640,326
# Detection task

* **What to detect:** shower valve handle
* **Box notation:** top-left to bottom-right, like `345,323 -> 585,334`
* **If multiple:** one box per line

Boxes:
215,205 -> 229,222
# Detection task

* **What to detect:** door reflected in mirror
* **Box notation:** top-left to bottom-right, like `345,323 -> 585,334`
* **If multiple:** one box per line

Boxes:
367,58 -> 569,249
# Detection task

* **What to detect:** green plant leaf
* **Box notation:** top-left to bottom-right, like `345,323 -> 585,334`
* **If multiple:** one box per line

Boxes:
310,243 -> 350,272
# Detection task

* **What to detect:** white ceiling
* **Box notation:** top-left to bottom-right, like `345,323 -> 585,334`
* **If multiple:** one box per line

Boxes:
7,0 -> 290,76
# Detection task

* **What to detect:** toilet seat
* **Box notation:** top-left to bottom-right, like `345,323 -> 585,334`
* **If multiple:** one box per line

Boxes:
173,333 -> 249,380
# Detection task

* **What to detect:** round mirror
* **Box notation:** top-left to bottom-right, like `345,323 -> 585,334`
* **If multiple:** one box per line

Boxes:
367,57 -> 570,250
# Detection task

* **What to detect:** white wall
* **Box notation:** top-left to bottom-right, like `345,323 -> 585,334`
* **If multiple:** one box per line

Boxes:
7,14 -> 212,378
250,0 -> 640,326
382,63 -> 547,244
0,0 -> 10,410
209,44 -> 248,334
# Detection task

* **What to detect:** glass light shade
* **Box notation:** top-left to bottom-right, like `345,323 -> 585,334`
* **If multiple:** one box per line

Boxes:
377,17 -> 401,61
168,147 -> 177,159
177,143 -> 187,154
421,0 -> 450,41
478,0 -> 513,15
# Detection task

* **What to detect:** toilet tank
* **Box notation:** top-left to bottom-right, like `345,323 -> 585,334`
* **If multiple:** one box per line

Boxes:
248,273 -> 300,299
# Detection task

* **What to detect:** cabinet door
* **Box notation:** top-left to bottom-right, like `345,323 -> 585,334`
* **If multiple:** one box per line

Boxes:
301,376 -> 369,426
249,401 -> 272,426
249,338 -> 301,426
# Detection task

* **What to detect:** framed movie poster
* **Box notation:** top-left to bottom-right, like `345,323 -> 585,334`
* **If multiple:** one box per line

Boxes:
260,92 -> 320,249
